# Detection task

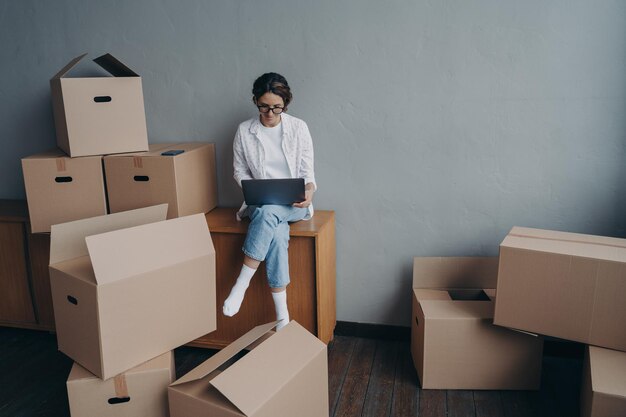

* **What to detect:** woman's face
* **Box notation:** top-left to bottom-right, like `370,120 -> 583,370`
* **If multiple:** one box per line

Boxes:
256,92 -> 284,127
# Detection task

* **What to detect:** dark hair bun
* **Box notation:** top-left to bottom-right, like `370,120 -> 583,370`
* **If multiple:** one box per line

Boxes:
252,73 -> 292,108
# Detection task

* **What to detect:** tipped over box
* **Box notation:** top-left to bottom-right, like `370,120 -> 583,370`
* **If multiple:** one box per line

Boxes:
169,321 -> 329,417
411,257 -> 543,390
49,204 -> 216,379
494,227 -> 626,351
67,352 -> 174,417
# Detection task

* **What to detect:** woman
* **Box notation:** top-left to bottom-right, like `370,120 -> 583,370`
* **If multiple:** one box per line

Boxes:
223,72 -> 316,330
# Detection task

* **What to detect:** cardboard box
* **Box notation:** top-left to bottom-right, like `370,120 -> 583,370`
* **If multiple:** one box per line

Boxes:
50,53 -> 149,157
411,257 -> 543,390
104,142 -> 218,219
494,226 -> 626,351
67,351 -> 174,417
168,321 -> 329,417
49,204 -> 216,380
21,149 -> 107,233
581,346 -> 626,417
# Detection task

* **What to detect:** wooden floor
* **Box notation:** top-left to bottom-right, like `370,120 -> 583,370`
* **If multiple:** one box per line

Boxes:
0,327 -> 582,417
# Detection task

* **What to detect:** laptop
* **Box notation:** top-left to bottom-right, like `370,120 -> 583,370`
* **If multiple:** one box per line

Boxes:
241,178 -> 305,206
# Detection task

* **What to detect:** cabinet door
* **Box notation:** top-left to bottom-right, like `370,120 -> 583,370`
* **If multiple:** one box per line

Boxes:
27,232 -> 55,329
192,233 -> 317,348
0,222 -> 36,324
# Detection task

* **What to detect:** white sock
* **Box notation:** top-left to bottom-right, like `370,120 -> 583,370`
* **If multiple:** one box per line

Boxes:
272,290 -> 289,330
223,265 -> 256,317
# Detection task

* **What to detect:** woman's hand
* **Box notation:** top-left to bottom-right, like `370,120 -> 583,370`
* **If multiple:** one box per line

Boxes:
293,183 -> 315,208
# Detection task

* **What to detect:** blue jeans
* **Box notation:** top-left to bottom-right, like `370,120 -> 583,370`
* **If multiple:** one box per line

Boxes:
242,205 -> 308,288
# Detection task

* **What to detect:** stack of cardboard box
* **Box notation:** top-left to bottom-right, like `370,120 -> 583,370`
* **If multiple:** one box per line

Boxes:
24,53 -> 329,417
411,227 -> 626,415
21,53 -> 218,233
495,227 -> 626,417
50,205 -> 328,417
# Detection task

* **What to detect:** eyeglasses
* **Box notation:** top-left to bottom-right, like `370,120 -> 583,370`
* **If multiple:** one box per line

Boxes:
257,105 -> 284,114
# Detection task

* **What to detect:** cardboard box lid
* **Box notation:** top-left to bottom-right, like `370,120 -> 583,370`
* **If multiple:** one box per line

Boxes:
49,204 -> 168,265
85,212 -> 213,285
589,346 -> 626,398
502,227 -> 626,263
52,53 -> 139,80
413,257 -> 498,289
173,321 -> 326,416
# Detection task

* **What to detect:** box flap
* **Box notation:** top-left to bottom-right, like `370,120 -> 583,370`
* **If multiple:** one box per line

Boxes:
93,53 -> 139,77
589,346 -> 626,398
171,322 -> 279,387
418,299 -> 494,320
50,205 -> 167,265
51,53 -> 87,80
211,321 -> 326,417
413,288 -> 453,301
86,212 -> 213,285
413,257 -> 498,289
50,256 -> 96,284
502,227 -> 626,262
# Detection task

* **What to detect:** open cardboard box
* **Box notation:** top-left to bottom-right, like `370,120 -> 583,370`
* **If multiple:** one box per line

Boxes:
581,346 -> 626,417
49,204 -> 216,380
168,321 -> 328,417
104,142 -> 218,219
21,149 -> 107,233
494,227 -> 626,351
411,257 -> 544,390
67,351 -> 174,417
50,53 -> 149,157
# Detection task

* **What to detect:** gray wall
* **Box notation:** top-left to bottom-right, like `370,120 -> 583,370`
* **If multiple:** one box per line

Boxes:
1,1 -> 625,326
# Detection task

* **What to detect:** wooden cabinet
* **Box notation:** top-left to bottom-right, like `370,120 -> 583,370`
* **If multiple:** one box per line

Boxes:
0,200 -> 54,331
189,207 -> 336,348
0,202 -> 337,345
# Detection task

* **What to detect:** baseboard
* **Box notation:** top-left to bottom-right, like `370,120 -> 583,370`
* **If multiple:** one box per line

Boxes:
334,321 -> 410,341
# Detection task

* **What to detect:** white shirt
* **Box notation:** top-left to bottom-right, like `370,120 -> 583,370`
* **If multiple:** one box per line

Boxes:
233,112 -> 316,220
258,122 -> 291,179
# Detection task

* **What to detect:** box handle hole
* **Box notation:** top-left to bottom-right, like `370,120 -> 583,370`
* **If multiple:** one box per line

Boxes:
108,397 -> 130,405
67,295 -> 78,305
133,175 -> 149,182
415,317 -> 419,327
55,176 -> 73,183
94,96 -> 112,103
